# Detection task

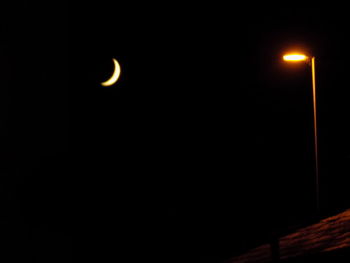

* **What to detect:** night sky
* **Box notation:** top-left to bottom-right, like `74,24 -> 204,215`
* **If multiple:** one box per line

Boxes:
1,3 -> 350,263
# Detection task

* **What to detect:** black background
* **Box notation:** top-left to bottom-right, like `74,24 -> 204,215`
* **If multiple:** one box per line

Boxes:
1,3 -> 350,262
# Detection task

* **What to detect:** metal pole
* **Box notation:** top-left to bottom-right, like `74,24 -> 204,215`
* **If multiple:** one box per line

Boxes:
311,57 -> 320,212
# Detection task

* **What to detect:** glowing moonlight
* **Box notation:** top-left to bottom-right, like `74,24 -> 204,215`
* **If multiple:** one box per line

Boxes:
101,58 -> 121,87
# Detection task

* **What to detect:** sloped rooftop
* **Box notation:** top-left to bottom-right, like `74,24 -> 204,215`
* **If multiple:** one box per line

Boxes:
228,209 -> 350,262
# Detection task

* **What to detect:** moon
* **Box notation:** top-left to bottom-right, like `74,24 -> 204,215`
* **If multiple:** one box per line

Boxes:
101,58 -> 121,87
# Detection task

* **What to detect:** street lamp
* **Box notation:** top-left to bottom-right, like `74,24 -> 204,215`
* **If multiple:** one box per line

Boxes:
283,53 -> 319,212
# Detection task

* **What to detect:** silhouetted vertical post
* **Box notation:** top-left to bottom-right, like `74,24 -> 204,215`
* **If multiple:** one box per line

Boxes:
270,236 -> 280,262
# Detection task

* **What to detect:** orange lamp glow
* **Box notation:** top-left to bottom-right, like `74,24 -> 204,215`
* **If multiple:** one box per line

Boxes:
283,54 -> 308,62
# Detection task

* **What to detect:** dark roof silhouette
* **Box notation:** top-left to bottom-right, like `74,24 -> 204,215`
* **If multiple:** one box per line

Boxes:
228,209 -> 350,262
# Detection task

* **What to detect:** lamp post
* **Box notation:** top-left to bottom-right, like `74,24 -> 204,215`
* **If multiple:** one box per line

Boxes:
283,54 -> 319,212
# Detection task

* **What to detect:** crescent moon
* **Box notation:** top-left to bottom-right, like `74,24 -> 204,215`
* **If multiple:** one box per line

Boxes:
101,58 -> 121,87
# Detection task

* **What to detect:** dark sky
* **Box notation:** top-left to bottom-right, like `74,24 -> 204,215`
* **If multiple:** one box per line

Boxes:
1,3 -> 350,263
